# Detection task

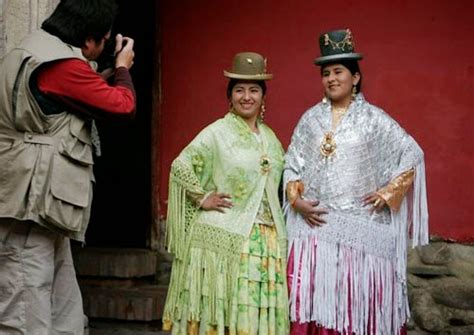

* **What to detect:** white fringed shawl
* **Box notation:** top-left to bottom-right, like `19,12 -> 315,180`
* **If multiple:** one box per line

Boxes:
284,95 -> 429,335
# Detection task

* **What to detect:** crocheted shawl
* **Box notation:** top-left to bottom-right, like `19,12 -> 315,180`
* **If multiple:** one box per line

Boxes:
284,94 -> 429,334
164,112 -> 286,324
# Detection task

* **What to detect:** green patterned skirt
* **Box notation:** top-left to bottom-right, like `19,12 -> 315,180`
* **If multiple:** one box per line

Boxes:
164,223 -> 289,335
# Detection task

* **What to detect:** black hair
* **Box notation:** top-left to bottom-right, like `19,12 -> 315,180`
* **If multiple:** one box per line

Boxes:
227,79 -> 267,99
41,0 -> 118,47
320,59 -> 362,93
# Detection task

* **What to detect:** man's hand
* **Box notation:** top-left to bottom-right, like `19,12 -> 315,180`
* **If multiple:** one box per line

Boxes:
293,198 -> 328,227
114,34 -> 135,69
201,192 -> 233,213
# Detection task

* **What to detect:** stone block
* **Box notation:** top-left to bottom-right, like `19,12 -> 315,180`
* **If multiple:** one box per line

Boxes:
408,264 -> 453,277
431,278 -> 474,310
411,288 -> 448,332
418,242 -> 452,265
439,325 -> 474,335
445,306 -> 474,326
407,273 -> 429,289
449,244 -> 474,263
448,260 -> 474,280
407,329 -> 432,335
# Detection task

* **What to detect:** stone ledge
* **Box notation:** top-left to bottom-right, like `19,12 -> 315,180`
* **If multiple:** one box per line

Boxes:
73,247 -> 158,278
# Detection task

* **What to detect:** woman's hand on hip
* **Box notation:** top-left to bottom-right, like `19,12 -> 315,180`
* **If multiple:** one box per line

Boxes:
293,198 -> 328,227
201,192 -> 233,213
363,193 -> 386,213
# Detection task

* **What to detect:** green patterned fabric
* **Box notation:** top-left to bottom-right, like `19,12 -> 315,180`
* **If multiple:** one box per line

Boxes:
163,113 -> 288,334
230,222 -> 289,335
169,222 -> 289,335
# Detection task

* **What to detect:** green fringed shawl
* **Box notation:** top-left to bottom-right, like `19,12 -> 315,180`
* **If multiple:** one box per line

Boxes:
163,113 -> 286,325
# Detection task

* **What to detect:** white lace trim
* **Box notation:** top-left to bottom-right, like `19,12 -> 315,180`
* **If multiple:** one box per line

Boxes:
287,211 -> 396,259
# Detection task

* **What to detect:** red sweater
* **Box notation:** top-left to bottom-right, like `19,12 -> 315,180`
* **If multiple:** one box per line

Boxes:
36,58 -> 136,118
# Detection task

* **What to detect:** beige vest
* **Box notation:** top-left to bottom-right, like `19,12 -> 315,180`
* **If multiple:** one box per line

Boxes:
0,30 -> 95,241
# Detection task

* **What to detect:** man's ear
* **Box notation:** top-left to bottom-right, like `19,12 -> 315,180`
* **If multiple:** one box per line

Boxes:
83,37 -> 95,50
81,37 -> 96,59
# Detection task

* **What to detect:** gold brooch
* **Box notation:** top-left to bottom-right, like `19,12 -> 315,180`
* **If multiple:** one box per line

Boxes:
324,29 -> 353,51
320,132 -> 337,157
260,155 -> 271,174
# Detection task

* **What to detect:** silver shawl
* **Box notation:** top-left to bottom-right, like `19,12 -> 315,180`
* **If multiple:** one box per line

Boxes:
284,94 -> 428,334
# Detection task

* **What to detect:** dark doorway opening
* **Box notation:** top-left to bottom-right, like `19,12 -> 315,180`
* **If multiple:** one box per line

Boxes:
85,1 -> 155,248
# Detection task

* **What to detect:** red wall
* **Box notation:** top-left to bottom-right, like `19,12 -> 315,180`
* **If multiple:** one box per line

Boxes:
156,0 -> 474,242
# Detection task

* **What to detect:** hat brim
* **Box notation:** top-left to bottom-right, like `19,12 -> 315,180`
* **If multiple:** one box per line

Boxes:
223,70 -> 273,80
314,53 -> 363,65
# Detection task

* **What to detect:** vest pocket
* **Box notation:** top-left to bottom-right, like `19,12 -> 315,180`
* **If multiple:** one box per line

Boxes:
58,120 -> 94,166
41,153 -> 93,232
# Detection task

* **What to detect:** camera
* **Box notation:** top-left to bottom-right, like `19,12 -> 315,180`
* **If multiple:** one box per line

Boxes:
96,34 -> 127,72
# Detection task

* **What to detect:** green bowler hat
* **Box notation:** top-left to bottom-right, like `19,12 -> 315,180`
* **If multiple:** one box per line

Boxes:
314,29 -> 363,65
224,52 -> 273,80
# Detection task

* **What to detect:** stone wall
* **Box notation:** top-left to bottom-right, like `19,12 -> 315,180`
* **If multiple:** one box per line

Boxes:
0,0 -> 59,58
407,241 -> 474,334
0,0 -> 5,58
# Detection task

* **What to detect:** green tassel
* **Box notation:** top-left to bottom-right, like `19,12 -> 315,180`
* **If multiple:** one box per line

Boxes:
165,178 -> 186,260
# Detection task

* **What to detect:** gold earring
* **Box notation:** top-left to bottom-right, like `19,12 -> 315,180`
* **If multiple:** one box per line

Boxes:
260,103 -> 266,121
228,102 -> 235,113
351,86 -> 357,100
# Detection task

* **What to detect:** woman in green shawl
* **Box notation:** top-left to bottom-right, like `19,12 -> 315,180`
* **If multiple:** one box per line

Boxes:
163,52 -> 289,335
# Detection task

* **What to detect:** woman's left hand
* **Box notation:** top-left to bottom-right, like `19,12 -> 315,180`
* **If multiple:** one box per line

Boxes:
363,193 -> 386,213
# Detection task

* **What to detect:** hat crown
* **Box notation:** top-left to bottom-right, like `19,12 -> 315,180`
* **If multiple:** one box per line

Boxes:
224,52 -> 273,80
231,52 -> 267,75
320,29 -> 355,55
314,28 -> 363,65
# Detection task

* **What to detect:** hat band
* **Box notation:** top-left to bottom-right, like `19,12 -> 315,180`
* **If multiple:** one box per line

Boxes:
314,53 -> 363,65
223,70 -> 273,80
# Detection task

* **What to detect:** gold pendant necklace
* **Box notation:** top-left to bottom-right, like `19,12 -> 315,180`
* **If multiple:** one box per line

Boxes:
320,105 -> 349,158
320,132 -> 337,157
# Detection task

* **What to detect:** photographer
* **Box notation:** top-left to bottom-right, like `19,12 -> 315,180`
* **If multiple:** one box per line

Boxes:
0,0 -> 136,333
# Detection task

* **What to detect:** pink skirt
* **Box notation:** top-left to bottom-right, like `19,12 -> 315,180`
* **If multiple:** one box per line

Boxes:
287,241 -> 407,335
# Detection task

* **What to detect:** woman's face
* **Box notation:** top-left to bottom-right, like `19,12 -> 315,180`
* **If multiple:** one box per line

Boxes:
321,64 -> 360,104
230,81 -> 264,120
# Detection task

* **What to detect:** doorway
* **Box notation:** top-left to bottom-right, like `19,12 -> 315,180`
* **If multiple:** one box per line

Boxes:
85,0 -> 156,248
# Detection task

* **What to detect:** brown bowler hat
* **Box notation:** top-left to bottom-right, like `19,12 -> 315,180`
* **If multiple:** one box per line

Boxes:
224,52 -> 273,80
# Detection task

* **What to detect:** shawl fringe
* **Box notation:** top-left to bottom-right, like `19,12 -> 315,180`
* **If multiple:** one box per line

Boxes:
288,237 -> 404,335
165,159 -> 202,260
163,245 -> 240,326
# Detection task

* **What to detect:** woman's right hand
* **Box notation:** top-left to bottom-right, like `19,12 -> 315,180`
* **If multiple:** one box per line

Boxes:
293,198 -> 328,227
201,192 -> 233,213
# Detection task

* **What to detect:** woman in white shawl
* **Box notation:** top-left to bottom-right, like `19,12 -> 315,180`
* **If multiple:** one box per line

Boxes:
284,29 -> 429,335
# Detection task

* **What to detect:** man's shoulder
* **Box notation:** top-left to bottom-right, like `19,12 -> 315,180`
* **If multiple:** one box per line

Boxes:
17,30 -> 85,63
